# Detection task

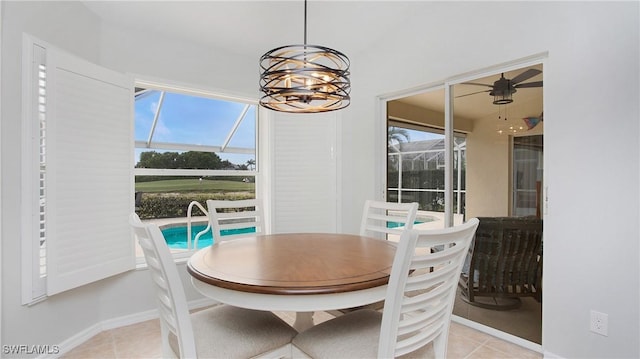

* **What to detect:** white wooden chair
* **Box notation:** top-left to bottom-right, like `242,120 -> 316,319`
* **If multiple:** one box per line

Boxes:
292,218 -> 479,359
206,198 -> 265,242
328,200 -> 419,316
129,213 -> 296,359
360,200 -> 419,240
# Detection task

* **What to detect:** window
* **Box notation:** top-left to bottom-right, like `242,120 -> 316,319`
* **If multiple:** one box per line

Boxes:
387,122 -> 466,217
512,135 -> 543,217
22,35 -> 133,304
133,84 -> 258,258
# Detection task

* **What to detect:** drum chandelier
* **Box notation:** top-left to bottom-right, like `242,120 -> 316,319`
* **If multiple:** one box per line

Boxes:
259,0 -> 351,113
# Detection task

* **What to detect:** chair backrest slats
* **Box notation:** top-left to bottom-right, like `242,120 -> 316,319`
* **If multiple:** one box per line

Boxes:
129,213 -> 198,358
397,325 -> 443,357
378,218 -> 479,359
360,200 -> 419,239
218,219 -> 261,231
206,199 -> 265,242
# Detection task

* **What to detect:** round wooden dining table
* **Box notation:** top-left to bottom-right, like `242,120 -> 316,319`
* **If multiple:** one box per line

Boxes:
187,232 -> 396,331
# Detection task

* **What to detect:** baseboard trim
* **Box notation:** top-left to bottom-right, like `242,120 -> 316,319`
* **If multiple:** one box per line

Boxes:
451,315 -> 543,354
542,350 -> 566,359
42,297 -> 217,359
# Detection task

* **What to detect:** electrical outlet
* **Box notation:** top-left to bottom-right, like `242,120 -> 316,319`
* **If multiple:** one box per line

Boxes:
590,310 -> 608,336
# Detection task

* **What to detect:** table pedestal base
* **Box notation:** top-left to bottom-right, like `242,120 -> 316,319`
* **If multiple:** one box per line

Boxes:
293,312 -> 314,332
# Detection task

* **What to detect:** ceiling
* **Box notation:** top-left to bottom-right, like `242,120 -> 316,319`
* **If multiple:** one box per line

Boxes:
81,1 -> 416,58
395,64 -> 543,122
82,1 -> 542,120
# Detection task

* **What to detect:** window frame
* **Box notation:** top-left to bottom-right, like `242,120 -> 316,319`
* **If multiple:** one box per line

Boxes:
511,134 -> 543,217
132,79 -> 260,263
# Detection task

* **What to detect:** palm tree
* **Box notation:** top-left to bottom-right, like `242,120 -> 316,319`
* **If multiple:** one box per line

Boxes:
388,126 -> 410,171
388,126 -> 410,150
246,159 -> 256,171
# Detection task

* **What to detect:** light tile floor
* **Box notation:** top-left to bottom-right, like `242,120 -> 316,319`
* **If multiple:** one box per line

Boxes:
453,290 -> 542,345
62,310 -> 542,359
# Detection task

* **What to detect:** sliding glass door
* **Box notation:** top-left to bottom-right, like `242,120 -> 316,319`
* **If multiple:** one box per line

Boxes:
381,61 -> 544,346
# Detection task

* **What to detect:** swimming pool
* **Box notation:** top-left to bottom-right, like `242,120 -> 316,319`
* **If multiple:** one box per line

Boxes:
386,219 -> 427,228
163,219 -> 426,249
161,224 -> 255,249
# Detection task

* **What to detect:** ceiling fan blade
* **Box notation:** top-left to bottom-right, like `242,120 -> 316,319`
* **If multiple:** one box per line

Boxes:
462,82 -> 493,88
455,89 -> 491,98
515,81 -> 543,88
510,68 -> 541,84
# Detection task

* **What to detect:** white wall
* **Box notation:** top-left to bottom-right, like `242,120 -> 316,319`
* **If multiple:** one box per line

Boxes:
98,19 -> 258,100
1,2 -> 638,359
348,2 -> 639,358
465,117 -> 511,218
1,1 -> 106,350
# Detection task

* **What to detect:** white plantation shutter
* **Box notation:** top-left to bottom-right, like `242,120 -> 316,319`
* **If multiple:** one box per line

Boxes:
44,43 -> 134,295
21,41 -> 49,301
271,113 -> 338,233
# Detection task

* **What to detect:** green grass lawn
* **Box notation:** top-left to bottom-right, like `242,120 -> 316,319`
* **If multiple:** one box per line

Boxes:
135,179 -> 254,193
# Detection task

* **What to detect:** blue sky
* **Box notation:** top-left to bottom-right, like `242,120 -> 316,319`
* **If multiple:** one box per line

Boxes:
134,90 -> 256,166
402,128 -> 443,142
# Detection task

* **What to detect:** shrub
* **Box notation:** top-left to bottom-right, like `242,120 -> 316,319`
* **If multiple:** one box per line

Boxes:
136,192 -> 254,219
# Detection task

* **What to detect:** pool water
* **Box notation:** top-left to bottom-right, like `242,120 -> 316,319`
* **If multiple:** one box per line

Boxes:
161,224 -> 255,249
163,220 -> 425,249
386,220 -> 426,228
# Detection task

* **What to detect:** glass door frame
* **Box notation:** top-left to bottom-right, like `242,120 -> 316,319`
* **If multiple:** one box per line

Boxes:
376,59 -> 547,356
375,54 -> 546,353
376,54 -> 546,229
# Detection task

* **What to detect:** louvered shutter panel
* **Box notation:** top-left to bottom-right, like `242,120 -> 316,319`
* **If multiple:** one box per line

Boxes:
45,46 -> 134,295
271,113 -> 338,233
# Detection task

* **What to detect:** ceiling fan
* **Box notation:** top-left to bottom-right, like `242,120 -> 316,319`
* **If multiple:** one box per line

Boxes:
458,68 -> 543,105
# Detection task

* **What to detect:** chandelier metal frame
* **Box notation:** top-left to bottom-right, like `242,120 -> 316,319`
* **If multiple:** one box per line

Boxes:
259,0 -> 351,113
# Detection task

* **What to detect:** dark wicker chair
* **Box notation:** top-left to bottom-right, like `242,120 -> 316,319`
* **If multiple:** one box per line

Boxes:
458,216 -> 543,310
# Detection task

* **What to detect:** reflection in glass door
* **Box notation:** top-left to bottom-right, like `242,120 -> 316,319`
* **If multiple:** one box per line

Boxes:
512,135 -> 543,217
